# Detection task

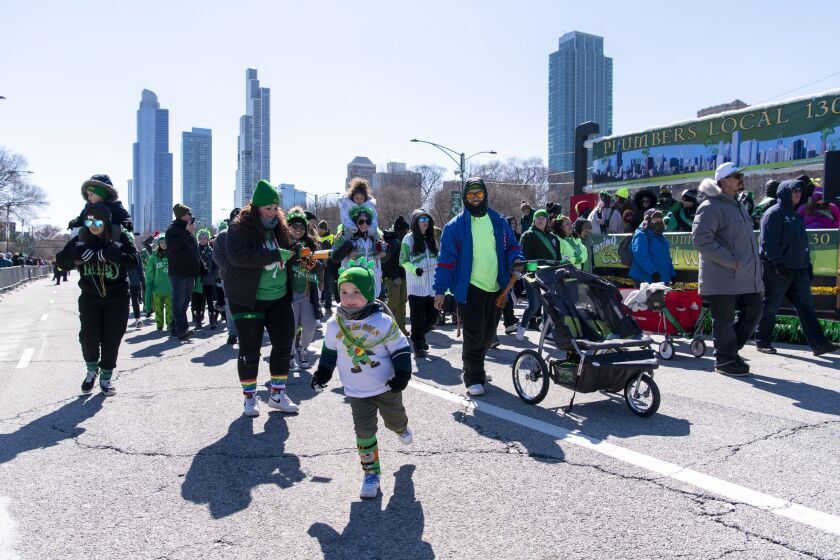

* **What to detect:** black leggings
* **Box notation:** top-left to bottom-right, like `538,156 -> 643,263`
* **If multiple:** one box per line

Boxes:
191,285 -> 218,324
130,285 -> 142,320
408,295 -> 438,346
79,293 -> 130,371
230,297 -> 295,395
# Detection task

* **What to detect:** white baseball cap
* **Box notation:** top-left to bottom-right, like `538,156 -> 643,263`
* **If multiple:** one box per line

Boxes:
714,162 -> 742,181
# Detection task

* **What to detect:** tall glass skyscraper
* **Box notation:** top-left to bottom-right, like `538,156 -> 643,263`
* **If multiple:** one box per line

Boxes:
548,32 -> 613,173
132,89 -> 173,236
182,128 -> 213,229
234,68 -> 271,207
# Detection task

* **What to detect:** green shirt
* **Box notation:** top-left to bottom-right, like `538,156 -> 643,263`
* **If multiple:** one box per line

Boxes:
291,264 -> 319,294
256,231 -> 288,300
469,214 -> 499,292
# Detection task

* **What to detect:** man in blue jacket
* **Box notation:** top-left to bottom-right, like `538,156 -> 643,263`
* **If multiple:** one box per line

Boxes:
434,178 -> 524,396
755,179 -> 838,356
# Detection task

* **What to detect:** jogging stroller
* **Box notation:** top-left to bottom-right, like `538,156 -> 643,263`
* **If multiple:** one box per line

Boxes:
511,261 -> 661,417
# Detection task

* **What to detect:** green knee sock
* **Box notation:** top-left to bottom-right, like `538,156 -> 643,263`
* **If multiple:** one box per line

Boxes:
356,435 -> 380,474
85,362 -> 98,373
99,369 -> 113,382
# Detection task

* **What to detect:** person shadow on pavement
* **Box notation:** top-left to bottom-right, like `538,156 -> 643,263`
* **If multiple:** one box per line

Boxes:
308,464 -> 434,559
732,374 -> 840,416
180,409 -> 305,519
0,394 -> 105,466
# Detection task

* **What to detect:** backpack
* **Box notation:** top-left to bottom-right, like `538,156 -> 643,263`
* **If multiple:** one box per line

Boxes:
618,236 -> 633,267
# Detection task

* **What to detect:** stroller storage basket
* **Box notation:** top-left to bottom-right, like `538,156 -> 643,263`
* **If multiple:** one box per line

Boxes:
568,349 -> 658,393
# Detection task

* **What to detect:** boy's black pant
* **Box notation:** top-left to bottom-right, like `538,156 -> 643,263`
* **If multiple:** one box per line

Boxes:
408,295 -> 438,347
230,297 -> 295,387
457,284 -> 502,387
78,292 -> 130,371
129,285 -> 142,320
191,284 -> 218,326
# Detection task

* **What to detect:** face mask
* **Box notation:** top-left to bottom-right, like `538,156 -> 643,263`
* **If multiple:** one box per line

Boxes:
650,222 -> 665,234
260,216 -> 279,229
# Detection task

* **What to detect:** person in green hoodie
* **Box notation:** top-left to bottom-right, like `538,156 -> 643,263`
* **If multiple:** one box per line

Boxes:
557,215 -> 588,269
144,236 -> 173,331
515,209 -> 562,340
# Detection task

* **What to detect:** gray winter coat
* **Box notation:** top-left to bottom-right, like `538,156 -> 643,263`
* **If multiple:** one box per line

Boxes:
691,179 -> 763,296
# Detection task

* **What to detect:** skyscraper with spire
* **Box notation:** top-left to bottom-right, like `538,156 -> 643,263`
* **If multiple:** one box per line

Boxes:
132,89 -> 173,236
234,68 -> 271,207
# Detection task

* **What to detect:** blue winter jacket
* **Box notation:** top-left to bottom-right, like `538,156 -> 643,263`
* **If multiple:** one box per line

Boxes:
433,208 -> 524,304
759,180 -> 811,270
629,226 -> 675,284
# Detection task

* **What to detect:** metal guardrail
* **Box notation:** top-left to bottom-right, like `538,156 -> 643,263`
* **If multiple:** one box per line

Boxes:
0,265 -> 53,292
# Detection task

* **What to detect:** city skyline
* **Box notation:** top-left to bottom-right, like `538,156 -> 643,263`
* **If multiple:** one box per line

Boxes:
234,68 -> 270,208
5,1 -> 840,230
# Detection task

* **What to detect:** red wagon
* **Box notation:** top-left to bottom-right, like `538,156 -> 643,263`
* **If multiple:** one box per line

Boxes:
631,290 -> 709,360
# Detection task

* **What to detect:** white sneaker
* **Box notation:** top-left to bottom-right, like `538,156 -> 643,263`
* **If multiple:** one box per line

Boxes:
268,391 -> 299,413
100,380 -> 116,397
297,348 -> 310,369
466,384 -> 486,396
516,325 -> 527,341
360,473 -> 380,499
243,395 -> 260,417
133,319 -> 144,329
399,426 -> 414,445
504,324 -> 518,334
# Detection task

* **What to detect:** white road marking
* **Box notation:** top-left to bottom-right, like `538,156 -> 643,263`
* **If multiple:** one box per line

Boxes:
49,299 -> 54,304
408,379 -> 840,537
15,348 -> 34,369
0,496 -> 20,560
40,314 -> 48,321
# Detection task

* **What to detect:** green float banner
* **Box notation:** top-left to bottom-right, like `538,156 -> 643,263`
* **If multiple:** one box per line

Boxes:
592,90 -> 840,189
590,229 -> 839,277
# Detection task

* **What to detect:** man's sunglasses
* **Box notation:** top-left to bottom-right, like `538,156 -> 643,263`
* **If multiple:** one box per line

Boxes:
465,191 -> 485,201
418,216 -> 430,223
356,219 -> 371,225
84,219 -> 104,228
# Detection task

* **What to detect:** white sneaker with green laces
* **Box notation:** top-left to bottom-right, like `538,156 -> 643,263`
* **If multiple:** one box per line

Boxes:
360,473 -> 380,499
399,426 -> 414,445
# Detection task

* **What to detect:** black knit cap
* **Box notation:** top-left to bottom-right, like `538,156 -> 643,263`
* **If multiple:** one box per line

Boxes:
394,215 -> 410,233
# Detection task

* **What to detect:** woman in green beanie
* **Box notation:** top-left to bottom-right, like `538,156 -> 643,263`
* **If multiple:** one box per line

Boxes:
223,180 -> 300,417
516,208 -> 562,340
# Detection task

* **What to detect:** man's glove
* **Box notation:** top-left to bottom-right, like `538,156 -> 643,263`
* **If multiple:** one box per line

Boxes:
387,370 -> 411,393
310,368 -> 332,392
651,272 -> 662,283
415,267 -> 424,277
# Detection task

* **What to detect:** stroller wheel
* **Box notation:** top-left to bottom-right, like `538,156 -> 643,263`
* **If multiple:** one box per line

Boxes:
624,372 -> 660,417
512,349 -> 550,405
689,338 -> 706,358
657,340 -> 674,360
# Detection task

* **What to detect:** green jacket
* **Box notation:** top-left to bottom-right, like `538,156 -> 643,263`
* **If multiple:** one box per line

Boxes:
144,252 -> 172,308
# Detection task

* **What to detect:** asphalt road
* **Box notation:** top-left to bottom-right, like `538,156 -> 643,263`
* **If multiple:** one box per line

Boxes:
1,278 -> 839,559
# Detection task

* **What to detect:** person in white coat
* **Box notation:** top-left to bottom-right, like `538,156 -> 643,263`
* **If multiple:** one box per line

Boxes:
399,210 -> 439,358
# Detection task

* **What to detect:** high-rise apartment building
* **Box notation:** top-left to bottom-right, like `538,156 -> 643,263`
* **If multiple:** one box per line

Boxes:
182,127 -> 213,229
346,156 -> 376,187
548,31 -> 613,173
372,162 -> 421,192
132,89 -> 173,236
235,68 -> 271,207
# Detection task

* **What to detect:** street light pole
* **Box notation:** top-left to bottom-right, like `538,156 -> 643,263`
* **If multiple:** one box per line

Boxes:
410,138 -> 496,187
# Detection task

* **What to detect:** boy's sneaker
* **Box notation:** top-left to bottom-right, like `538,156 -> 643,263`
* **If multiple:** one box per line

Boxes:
515,325 -> 527,341
504,324 -> 518,335
399,426 -> 414,445
715,360 -> 750,377
243,395 -> 260,417
268,391 -> 299,413
81,370 -> 98,394
296,348 -> 310,369
466,384 -> 486,396
360,473 -> 380,499
100,380 -> 116,397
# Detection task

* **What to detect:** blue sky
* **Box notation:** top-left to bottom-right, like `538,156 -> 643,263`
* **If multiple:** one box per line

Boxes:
3,0 -> 840,229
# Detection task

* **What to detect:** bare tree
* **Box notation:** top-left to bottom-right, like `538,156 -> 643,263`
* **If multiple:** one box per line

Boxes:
411,164 -> 446,210
465,157 -> 549,220
0,148 -> 47,250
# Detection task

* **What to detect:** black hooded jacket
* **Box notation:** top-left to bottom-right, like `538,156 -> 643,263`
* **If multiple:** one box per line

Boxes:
165,219 -> 201,277
56,231 -> 138,298
759,180 -> 811,270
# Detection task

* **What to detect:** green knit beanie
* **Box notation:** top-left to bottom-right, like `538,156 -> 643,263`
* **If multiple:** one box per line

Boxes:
251,180 -> 280,207
533,209 -> 549,219
338,263 -> 375,303
85,184 -> 109,200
